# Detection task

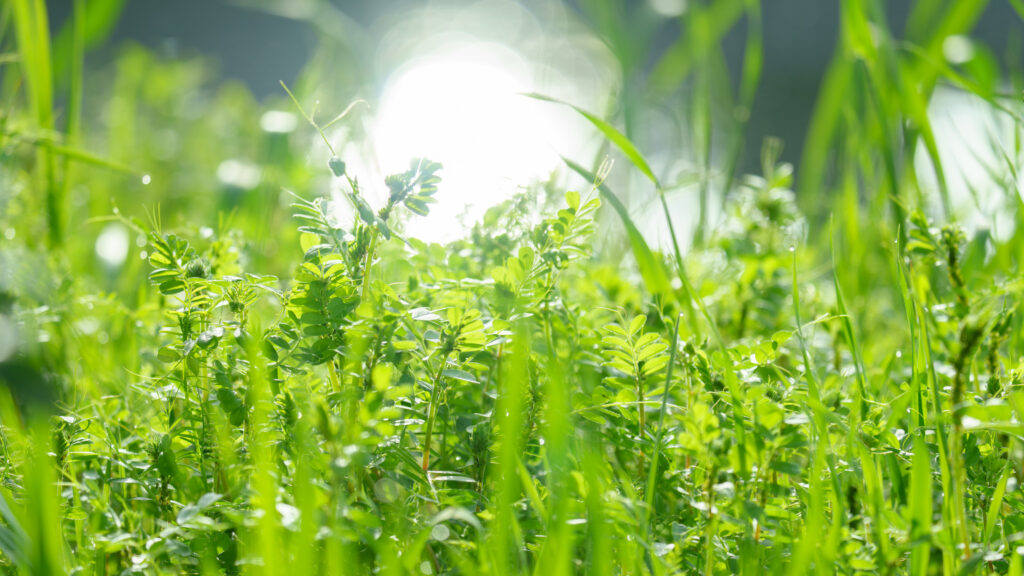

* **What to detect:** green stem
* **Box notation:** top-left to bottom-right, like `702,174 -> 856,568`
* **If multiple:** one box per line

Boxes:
644,315 -> 681,523
703,462 -> 717,576
951,367 -> 972,559
421,351 -> 451,471
637,372 -> 645,475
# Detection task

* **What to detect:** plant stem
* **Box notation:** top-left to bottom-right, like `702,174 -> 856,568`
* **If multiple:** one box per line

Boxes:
637,372 -> 645,475
360,233 -> 378,301
644,315 -> 681,524
422,351 -> 451,471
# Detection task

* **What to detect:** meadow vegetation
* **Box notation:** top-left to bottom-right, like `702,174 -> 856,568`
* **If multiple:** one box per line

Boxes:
2,0 -> 1024,574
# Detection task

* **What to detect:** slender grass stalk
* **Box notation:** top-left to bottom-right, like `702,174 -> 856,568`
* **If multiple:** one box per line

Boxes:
12,0 -> 59,248
490,322 -> 529,573
421,350 -> 452,471
644,314 -> 681,524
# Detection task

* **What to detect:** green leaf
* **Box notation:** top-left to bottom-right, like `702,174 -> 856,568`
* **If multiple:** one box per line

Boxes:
442,369 -> 478,384
601,335 -> 631,352
157,345 -> 180,363
525,93 -> 660,188
328,156 -> 346,177
159,279 -> 186,295
565,190 -> 580,210
985,466 -> 1011,545
628,315 -> 647,338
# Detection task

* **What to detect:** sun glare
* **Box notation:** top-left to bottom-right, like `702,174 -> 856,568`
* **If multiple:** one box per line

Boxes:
370,43 -> 566,243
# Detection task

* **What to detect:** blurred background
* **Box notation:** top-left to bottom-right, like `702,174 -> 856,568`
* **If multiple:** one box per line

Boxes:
44,0 -> 1022,163
9,0 -> 1024,262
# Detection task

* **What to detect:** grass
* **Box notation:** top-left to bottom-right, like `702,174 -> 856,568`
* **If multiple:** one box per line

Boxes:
1,0 -> 1024,574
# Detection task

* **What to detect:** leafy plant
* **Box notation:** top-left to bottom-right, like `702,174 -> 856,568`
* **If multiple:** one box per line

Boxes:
2,1 -> 1024,575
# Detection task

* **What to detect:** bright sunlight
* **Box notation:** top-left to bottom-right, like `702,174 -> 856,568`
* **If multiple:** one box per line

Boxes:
370,42 -> 578,242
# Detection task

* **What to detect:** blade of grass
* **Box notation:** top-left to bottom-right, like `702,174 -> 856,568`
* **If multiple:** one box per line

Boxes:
541,94 -> 723,343
894,229 -> 925,434
561,157 -> 674,300
917,287 -> 957,572
831,222 -> 867,421
534,340 -> 574,575
647,0 -> 746,95
1012,0 -> 1024,20
984,465 -> 1011,547
12,0 -> 58,247
525,93 -> 660,187
58,0 -> 85,231
908,433 -> 934,575
489,320 -> 530,574
719,0 -> 763,204
643,314 -> 681,522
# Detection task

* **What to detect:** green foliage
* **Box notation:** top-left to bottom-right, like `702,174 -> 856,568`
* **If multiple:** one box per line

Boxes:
2,1 -> 1024,575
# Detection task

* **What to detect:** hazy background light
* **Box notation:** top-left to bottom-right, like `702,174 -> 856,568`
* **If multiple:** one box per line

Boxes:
915,85 -> 1022,242
0,314 -> 16,363
343,1 -> 616,244
942,35 -> 976,66
217,159 -> 262,189
260,110 -> 298,133
649,0 -> 688,18
36,0 -> 1020,259
95,223 -> 130,268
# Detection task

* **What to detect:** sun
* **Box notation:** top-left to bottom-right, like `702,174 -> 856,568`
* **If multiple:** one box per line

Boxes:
370,42 -> 564,243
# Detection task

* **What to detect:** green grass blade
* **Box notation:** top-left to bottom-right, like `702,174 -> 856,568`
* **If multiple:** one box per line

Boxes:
1012,0 -> 1024,20
561,157 -> 672,298
644,314 -> 681,520
527,92 -> 660,187
908,433 -> 934,575
831,222 -> 867,420
984,465 -> 1011,547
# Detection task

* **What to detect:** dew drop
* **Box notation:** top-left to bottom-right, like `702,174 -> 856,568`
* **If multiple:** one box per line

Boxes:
141,174 -> 152,185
